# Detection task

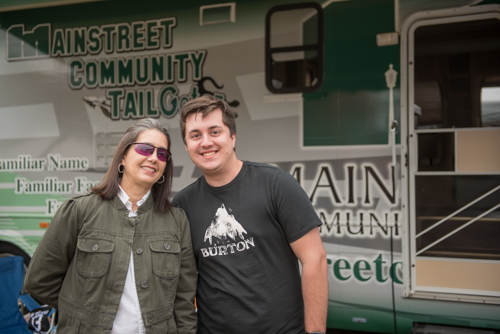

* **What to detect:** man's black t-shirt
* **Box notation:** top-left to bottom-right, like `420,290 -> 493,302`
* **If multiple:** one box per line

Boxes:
173,161 -> 321,334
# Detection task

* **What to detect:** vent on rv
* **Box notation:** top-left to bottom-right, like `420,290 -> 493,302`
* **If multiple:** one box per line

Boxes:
200,3 -> 236,26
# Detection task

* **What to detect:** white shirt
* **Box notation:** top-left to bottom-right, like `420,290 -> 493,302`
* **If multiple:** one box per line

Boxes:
111,186 -> 150,334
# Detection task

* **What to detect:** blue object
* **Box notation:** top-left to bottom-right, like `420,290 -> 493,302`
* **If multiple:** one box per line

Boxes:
18,294 -> 41,313
0,256 -> 32,334
18,294 -> 55,319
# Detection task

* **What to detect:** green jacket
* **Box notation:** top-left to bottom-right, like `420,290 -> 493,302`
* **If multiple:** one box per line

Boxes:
24,192 -> 197,334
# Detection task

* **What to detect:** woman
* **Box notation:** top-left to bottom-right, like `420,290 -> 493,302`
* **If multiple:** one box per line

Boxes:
24,118 -> 197,334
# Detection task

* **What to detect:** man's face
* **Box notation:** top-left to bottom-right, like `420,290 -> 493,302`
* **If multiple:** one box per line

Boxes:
184,108 -> 236,177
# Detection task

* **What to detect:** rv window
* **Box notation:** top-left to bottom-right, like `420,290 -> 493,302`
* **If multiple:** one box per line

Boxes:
414,19 -> 500,129
481,87 -> 500,127
417,133 -> 454,172
265,3 -> 323,94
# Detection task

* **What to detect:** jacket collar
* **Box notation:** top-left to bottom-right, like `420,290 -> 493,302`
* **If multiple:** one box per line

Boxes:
111,192 -> 154,216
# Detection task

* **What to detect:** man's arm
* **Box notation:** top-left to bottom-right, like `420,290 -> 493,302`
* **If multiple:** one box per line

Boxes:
290,227 -> 328,333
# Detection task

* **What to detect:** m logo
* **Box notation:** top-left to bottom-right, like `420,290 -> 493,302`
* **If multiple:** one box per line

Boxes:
6,24 -> 51,60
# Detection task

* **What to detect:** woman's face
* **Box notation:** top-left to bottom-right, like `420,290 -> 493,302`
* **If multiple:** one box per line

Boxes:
120,129 -> 168,194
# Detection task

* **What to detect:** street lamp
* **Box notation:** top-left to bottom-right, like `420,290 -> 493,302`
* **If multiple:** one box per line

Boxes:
385,64 -> 398,167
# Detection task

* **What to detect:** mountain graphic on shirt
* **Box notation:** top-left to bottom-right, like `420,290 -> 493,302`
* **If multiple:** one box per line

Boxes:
204,204 -> 247,245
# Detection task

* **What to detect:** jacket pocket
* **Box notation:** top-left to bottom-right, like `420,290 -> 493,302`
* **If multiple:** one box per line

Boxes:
76,237 -> 114,278
149,240 -> 180,279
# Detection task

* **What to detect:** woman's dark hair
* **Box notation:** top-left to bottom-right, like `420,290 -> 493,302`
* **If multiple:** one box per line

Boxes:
91,118 -> 173,214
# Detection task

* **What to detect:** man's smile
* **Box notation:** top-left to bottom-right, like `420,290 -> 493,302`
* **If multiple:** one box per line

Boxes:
201,151 -> 218,157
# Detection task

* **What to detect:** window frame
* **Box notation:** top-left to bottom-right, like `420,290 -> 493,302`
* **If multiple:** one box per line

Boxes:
265,2 -> 324,94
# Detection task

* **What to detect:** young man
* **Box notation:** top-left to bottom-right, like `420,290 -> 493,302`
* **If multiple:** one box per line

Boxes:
173,95 -> 328,334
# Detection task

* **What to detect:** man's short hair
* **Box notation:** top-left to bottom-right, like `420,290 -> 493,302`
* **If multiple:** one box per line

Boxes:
179,95 -> 237,145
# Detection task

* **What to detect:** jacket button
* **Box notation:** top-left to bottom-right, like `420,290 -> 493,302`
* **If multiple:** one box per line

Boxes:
147,315 -> 153,323
164,243 -> 170,250
136,248 -> 143,255
92,244 -> 99,251
134,218 -> 139,225
141,281 -> 148,288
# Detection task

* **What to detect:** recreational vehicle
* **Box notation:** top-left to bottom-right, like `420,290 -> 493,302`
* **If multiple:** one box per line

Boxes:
0,0 -> 499,332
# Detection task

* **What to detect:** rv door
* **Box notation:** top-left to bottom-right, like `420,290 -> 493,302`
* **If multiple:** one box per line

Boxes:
401,4 -> 500,304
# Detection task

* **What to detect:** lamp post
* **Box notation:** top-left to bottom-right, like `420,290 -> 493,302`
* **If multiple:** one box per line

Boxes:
385,64 -> 398,167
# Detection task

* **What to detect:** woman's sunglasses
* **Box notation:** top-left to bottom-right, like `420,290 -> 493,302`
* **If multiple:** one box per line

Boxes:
129,142 -> 171,162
